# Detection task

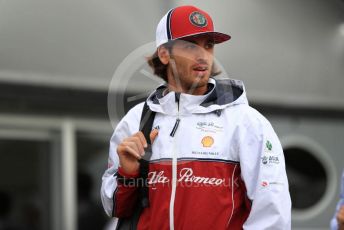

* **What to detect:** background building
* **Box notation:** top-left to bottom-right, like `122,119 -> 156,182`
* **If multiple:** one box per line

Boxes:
0,0 -> 343,229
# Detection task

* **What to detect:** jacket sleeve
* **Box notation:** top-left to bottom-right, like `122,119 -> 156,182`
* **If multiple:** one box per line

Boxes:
238,108 -> 291,230
330,203 -> 339,230
330,171 -> 344,230
100,103 -> 144,217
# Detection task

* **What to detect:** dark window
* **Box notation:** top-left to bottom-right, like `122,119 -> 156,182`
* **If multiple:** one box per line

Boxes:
0,139 -> 51,230
76,131 -> 109,230
284,147 -> 327,210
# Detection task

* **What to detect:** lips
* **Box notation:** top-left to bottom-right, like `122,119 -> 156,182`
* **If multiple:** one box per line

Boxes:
192,64 -> 208,72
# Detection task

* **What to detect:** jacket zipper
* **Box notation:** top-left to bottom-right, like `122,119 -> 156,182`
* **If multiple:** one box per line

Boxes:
169,93 -> 180,230
170,118 -> 180,137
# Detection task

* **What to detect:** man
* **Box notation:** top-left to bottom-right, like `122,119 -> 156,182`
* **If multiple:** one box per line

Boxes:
101,5 -> 291,230
331,170 -> 344,230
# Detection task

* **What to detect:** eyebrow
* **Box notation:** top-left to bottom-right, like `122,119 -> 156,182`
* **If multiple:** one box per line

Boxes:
182,39 -> 197,44
182,39 -> 215,45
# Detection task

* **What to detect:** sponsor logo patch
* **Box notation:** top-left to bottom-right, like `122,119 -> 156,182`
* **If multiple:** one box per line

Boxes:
261,180 -> 284,188
265,140 -> 273,151
201,136 -> 214,147
148,168 -> 225,186
196,121 -> 223,133
192,151 -> 219,156
261,155 -> 280,165
261,181 -> 269,187
189,11 -> 208,27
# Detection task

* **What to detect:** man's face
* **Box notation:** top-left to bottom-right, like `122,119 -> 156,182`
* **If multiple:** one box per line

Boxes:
167,35 -> 215,94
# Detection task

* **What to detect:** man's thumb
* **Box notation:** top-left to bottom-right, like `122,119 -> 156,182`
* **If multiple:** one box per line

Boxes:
149,128 -> 159,144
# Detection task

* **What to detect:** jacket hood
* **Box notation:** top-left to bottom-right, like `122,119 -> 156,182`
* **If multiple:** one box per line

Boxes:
146,78 -> 248,115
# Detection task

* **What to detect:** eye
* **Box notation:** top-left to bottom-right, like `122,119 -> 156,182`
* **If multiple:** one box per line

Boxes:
205,42 -> 214,49
185,43 -> 197,49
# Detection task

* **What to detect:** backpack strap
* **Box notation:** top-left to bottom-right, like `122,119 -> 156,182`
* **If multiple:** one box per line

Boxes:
115,102 -> 156,230
138,101 -> 156,208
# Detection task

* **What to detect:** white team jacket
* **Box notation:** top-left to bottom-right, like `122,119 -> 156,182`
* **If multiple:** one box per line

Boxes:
101,78 -> 291,230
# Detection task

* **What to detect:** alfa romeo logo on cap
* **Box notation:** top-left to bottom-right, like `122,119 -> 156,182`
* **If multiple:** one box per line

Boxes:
189,11 -> 207,27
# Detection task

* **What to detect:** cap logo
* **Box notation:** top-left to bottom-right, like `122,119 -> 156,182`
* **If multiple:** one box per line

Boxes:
189,11 -> 207,27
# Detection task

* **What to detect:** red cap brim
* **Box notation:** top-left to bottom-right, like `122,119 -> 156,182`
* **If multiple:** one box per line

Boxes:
175,31 -> 231,44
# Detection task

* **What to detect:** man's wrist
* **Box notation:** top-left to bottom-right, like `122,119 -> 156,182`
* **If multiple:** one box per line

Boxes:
118,167 -> 140,178
116,167 -> 141,187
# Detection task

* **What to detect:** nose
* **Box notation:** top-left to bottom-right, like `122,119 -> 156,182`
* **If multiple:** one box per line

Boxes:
195,47 -> 209,64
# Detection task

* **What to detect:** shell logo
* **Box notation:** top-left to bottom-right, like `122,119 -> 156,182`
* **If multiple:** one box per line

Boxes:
201,136 -> 214,147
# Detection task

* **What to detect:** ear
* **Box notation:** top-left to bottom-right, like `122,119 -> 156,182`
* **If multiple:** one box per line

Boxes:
157,46 -> 170,65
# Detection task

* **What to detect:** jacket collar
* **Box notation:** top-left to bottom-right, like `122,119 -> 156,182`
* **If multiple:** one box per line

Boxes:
147,78 -> 248,115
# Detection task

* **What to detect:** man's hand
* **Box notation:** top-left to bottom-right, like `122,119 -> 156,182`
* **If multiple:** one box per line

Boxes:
117,130 -> 159,175
337,205 -> 344,230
